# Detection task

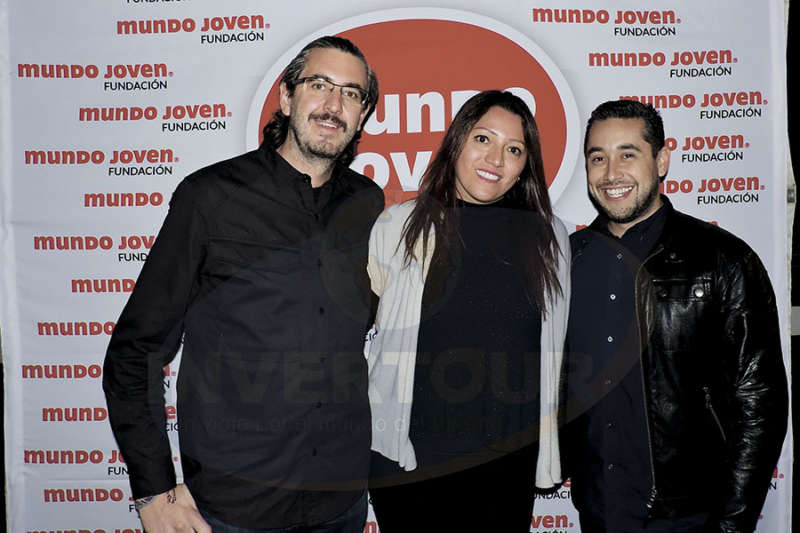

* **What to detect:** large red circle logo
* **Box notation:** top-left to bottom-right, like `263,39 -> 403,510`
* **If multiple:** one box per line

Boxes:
248,10 -> 579,206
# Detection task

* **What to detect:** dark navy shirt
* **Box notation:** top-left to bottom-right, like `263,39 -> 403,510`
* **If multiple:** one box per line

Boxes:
565,204 -> 667,532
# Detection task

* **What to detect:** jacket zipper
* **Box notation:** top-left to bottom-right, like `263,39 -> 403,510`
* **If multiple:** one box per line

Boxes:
703,386 -> 727,443
635,244 -> 663,515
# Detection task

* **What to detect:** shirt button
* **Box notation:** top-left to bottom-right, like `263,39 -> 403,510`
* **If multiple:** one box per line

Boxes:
616,252 -> 623,260
318,307 -> 325,315
694,287 -> 705,297
607,336 -> 613,342
606,421 -> 614,429
316,401 -> 322,408
607,463 -> 615,471
603,378 -> 612,386
609,294 -> 616,301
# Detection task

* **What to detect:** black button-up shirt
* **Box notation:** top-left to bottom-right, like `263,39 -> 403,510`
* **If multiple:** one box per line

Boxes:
103,143 -> 384,528
565,205 -> 666,531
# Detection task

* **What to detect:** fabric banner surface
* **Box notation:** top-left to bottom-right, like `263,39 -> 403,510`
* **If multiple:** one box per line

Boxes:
0,1 -> 791,531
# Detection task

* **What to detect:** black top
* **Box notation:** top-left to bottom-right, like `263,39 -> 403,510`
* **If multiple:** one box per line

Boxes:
565,204 -> 667,531
409,201 -> 542,468
103,143 -> 384,528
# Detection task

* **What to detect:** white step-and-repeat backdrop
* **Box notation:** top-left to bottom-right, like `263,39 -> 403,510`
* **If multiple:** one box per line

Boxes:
0,1 -> 792,531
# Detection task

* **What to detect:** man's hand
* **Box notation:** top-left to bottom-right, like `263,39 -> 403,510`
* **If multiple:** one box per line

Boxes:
139,484 -> 211,533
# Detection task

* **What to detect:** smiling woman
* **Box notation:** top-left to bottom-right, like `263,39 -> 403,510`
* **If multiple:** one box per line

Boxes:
365,90 -> 571,532
454,106 -> 527,205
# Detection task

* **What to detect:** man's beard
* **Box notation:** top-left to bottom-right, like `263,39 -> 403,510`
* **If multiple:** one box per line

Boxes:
289,112 -> 350,161
589,179 -> 660,224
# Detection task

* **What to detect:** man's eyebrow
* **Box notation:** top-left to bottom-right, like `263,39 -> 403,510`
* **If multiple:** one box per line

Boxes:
586,147 -> 603,156
306,73 -> 365,90
617,143 -> 643,152
586,143 -> 643,156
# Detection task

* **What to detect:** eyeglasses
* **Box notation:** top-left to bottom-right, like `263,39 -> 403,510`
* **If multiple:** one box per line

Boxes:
297,77 -> 367,107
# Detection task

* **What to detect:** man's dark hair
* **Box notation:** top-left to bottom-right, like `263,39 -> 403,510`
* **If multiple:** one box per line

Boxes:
584,99 -> 665,157
261,36 -> 378,167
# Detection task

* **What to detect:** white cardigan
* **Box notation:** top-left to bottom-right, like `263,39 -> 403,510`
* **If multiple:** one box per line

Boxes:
365,200 -> 571,489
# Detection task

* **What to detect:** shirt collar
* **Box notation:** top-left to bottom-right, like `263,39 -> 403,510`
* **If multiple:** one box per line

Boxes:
260,141 -> 344,191
589,194 -> 671,239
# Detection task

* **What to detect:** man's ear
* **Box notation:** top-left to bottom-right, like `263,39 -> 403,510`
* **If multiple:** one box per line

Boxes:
279,81 -> 292,116
356,105 -> 370,132
656,145 -> 671,179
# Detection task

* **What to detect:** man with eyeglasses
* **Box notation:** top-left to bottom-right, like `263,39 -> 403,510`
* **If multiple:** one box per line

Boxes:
103,36 -> 384,533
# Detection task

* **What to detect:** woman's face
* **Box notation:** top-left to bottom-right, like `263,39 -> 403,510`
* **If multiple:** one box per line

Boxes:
454,106 -> 527,205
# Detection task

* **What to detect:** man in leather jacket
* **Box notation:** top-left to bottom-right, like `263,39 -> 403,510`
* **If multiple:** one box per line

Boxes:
563,99 -> 788,533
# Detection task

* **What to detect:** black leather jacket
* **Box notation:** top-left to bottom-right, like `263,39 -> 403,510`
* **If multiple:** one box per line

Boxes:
567,200 -> 788,533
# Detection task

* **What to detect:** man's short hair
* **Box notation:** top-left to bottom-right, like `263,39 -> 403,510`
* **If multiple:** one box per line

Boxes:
262,36 -> 378,166
584,99 -> 665,157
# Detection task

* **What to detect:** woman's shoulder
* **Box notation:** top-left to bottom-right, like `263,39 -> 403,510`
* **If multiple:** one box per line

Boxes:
384,198 -> 417,216
374,199 -> 417,229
